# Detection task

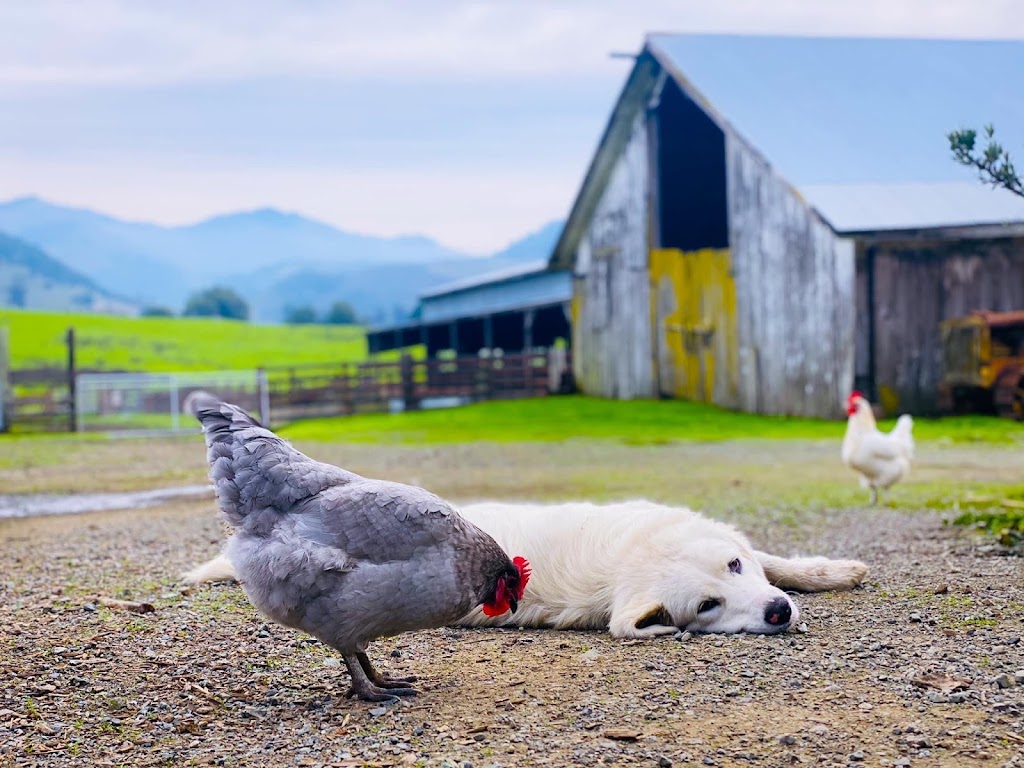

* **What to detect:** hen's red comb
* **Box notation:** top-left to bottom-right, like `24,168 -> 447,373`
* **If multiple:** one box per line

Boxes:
848,390 -> 863,403
513,556 -> 531,599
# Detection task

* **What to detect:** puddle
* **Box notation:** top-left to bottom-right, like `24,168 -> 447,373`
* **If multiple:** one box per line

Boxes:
0,485 -> 215,519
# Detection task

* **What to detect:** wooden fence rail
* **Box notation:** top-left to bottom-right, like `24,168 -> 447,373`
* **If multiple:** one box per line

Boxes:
0,348 -> 573,434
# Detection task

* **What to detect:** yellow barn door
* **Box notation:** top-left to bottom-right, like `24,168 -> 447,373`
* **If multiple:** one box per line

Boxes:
650,248 -> 738,405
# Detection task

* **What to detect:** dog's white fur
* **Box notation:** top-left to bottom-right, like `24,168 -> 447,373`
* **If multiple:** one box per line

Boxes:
184,500 -> 868,638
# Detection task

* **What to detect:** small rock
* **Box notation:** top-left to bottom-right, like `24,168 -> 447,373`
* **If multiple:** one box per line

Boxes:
1014,670 -> 1024,685
580,649 -> 602,663
674,631 -> 692,642
34,721 -> 55,735
848,750 -> 865,761
369,707 -> 388,717
993,673 -> 1014,689
82,603 -> 96,613
779,735 -> 797,746
796,623 -> 809,634
390,649 -> 402,658
932,583 -> 948,594
658,758 -> 673,768
909,613 -> 923,623
323,658 -> 340,667
949,691 -> 969,703
603,728 -> 641,742
702,759 -> 715,767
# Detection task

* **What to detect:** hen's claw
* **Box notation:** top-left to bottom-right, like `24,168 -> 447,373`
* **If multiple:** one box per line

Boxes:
343,652 -> 420,702
357,651 -> 418,687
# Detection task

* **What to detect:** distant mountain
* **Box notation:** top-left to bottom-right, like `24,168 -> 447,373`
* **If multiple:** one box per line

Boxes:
488,220 -> 563,263
0,230 -> 138,315
0,197 -> 562,321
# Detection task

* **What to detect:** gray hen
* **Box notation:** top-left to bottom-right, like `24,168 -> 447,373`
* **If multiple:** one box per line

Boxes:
187,394 -> 529,702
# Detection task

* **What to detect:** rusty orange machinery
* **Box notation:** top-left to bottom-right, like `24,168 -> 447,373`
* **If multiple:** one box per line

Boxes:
939,309 -> 1024,419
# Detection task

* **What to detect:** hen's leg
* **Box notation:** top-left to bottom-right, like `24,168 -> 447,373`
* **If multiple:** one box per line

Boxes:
342,653 -> 417,702
868,487 -> 878,506
357,651 -> 418,687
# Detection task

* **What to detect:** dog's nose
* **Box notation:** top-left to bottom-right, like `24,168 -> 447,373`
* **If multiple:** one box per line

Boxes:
764,597 -> 792,626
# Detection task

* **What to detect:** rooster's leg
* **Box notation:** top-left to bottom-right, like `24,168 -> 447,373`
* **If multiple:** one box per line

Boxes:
869,488 -> 879,506
342,653 -> 418,702
357,651 -> 418,687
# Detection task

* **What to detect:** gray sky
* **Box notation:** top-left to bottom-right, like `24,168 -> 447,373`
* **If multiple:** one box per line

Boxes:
2,1 -> 1023,253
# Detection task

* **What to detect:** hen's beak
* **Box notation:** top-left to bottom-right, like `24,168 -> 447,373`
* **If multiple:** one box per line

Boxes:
508,596 -> 518,614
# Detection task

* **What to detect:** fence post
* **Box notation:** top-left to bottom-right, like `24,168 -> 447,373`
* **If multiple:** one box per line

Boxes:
258,368 -> 271,426
0,326 -> 8,433
66,327 -> 77,432
400,354 -> 419,412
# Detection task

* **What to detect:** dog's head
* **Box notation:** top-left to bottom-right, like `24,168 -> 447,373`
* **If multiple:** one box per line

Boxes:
626,526 -> 800,637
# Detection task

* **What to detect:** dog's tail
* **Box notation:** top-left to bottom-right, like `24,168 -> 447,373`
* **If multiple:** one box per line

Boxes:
182,553 -> 238,585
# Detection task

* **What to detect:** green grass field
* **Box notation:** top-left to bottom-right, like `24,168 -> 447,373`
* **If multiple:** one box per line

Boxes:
278,395 -> 1024,446
0,308 -> 368,371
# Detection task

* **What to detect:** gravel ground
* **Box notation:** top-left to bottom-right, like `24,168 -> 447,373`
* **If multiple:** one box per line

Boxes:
1,440 -> 1023,767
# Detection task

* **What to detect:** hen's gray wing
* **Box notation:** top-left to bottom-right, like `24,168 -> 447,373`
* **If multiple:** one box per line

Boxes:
290,478 -> 482,563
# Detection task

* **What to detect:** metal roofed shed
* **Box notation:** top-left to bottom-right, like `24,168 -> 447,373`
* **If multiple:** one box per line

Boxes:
551,33 -> 1024,417
367,261 -> 572,357
799,182 -> 1024,236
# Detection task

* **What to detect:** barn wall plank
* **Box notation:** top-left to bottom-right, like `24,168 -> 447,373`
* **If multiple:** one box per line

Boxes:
871,236 -> 1024,414
726,134 -> 856,418
571,112 -> 655,399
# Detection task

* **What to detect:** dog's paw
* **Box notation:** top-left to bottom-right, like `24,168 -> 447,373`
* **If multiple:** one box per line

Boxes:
826,558 -> 869,590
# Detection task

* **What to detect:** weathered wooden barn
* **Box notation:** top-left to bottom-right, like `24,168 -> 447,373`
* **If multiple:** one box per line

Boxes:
367,261 -> 571,356
552,34 -> 1024,416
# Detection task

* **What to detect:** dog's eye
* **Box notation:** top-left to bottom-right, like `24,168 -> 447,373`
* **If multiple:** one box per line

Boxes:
697,598 -> 721,614
728,558 -> 742,574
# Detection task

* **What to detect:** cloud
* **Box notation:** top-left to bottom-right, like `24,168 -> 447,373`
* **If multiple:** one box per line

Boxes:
2,0 -> 1023,86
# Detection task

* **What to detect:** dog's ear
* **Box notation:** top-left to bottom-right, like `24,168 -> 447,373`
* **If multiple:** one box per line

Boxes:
754,551 -> 868,592
608,601 -> 679,638
634,604 -> 672,630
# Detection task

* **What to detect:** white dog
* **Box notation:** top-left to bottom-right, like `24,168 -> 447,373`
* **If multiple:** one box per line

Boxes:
184,500 -> 868,638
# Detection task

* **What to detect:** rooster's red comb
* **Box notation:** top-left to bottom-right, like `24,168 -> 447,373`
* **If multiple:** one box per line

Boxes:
848,390 -> 863,403
512,556 -> 531,599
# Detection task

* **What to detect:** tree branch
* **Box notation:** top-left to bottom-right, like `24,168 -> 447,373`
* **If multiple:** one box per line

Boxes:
948,124 -> 1024,199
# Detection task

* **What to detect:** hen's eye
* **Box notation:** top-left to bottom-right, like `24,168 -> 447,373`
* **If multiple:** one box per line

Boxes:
697,598 -> 721,614
728,558 -> 742,574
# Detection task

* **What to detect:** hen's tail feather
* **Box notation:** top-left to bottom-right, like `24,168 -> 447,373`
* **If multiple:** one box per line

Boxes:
187,391 -> 355,527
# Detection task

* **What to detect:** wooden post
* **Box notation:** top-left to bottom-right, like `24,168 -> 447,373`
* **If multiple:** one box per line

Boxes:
0,326 -> 9,432
400,354 -> 419,411
258,368 -> 271,427
66,327 -> 77,432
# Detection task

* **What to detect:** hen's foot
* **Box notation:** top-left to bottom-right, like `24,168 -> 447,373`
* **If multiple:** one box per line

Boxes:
357,651 -> 418,686
343,653 -> 419,702
343,682 -> 418,701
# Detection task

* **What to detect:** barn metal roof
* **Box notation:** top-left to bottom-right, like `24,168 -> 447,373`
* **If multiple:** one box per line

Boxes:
798,181 -> 1024,234
418,261 -> 571,324
419,260 -> 550,299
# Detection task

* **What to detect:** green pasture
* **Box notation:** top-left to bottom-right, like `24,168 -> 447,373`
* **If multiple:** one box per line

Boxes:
278,394 -> 1024,447
0,308 -> 367,371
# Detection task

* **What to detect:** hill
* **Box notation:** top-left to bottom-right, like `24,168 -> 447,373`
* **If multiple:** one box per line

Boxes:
0,231 -> 138,315
0,197 -> 563,320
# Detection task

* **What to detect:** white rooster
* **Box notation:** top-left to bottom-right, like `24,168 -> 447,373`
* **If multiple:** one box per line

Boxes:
841,391 -> 914,505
